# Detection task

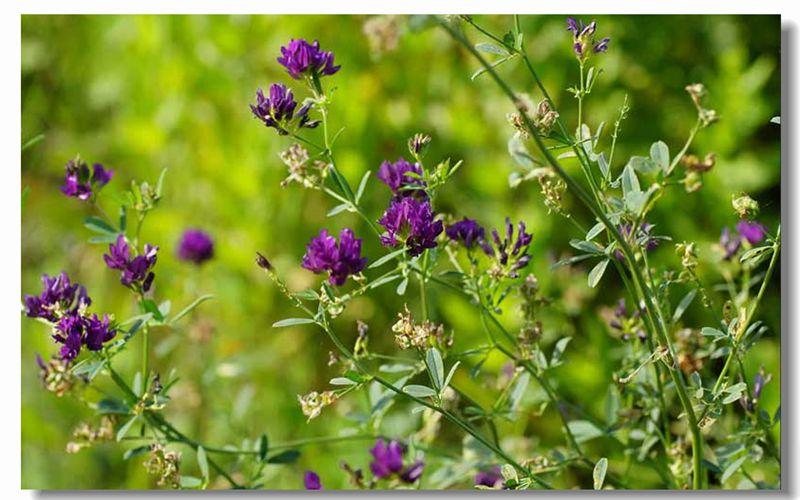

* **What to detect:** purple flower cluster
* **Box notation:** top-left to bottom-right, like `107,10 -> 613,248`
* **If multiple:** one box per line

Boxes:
719,220 -> 768,260
474,466 -> 504,488
445,217 -> 485,250
104,235 -> 159,292
23,272 -> 115,362
304,471 -> 322,490
614,222 -> 658,260
608,298 -> 645,342
369,439 -> 424,484
479,218 -> 533,278
24,272 -> 90,322
278,39 -> 341,80
177,229 -> 214,265
566,17 -> 610,59
302,228 -> 367,285
60,157 -> 113,201
376,158 -> 426,198
250,84 -> 319,135
378,197 -> 443,257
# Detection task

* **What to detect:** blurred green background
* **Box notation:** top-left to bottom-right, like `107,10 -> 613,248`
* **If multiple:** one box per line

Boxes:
21,15 -> 780,489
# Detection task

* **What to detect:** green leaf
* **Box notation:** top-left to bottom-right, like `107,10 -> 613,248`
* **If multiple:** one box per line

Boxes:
475,42 -> 509,56
471,54 -> 515,81
403,384 -> 437,398
627,156 -> 658,174
272,318 -> 316,328
196,446 -> 209,481
593,457 -> 608,490
170,295 -> 214,324
84,216 -> 117,235
96,398 -> 130,415
367,274 -> 401,290
139,299 -> 164,322
179,476 -> 203,489
620,164 -> 641,196
267,449 -> 301,464
116,416 -> 138,442
672,289 -> 697,324
720,455 -> 747,483
650,141 -> 670,172
88,234 -> 120,244
443,361 -> 460,391
624,190 -> 649,215
21,133 -> 45,152
326,203 -> 350,217
329,166 -> 354,201
586,222 -> 605,241
155,168 -> 168,198
569,239 -> 603,254
369,248 -> 405,269
701,327 -> 727,339
509,372 -> 530,411
396,277 -> 409,295
508,132 -> 536,169
551,254 -> 595,269
291,290 -> 320,301
426,348 -> 444,391
550,337 -> 572,367
355,170 -> 371,203
588,259 -> 610,288
567,420 -> 604,443
770,116 -> 780,124
258,434 -> 269,462
330,377 -> 357,386
123,446 -> 150,460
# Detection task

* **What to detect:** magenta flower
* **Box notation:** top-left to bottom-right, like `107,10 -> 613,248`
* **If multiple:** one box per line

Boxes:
719,227 -> 741,260
376,158 -> 425,198
304,471 -> 322,490
378,197 -> 443,257
301,228 -> 367,285
250,84 -> 319,135
446,217 -> 485,250
60,158 -> 114,201
736,220 -> 768,245
104,235 -> 158,292
475,466 -> 503,488
277,39 -> 340,80
177,229 -> 214,265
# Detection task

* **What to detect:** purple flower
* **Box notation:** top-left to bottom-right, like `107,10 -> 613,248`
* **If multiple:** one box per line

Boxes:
368,439 -> 424,484
736,220 -> 767,245
608,298 -> 645,341
104,235 -> 158,292
23,272 -> 90,322
277,39 -> 340,80
567,17 -> 610,59
378,197 -> 443,257
301,228 -> 367,285
370,439 -> 404,478
60,158 -> 113,200
51,311 -> 116,362
84,313 -> 116,351
479,218 -> 533,278
719,227 -> 741,260
250,84 -> 319,135
304,471 -> 322,490
614,222 -> 658,260
475,466 -> 503,488
376,158 -> 426,197
177,229 -> 214,265
446,217 -> 485,250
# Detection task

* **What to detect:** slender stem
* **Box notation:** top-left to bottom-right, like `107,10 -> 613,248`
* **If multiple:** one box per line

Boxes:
440,18 -> 703,488
420,251 -> 429,320
577,61 -> 585,132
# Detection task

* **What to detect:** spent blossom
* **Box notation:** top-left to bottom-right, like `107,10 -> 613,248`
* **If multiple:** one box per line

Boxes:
378,197 -> 443,257
277,39 -> 340,80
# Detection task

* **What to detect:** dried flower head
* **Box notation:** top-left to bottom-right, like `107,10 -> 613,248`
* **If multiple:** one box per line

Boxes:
363,16 -> 401,58
297,390 -> 338,421
391,305 -> 452,351
731,193 -> 759,219
36,354 -> 77,396
144,444 -> 181,489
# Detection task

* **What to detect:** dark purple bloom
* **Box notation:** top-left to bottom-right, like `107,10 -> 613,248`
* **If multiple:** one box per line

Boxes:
104,235 -> 158,292
608,298 -> 645,341
368,439 -> 424,484
84,313 -> 116,351
479,218 -> 533,278
566,17 -> 581,35
304,471 -> 322,490
475,466 -> 503,488
719,227 -> 741,260
753,371 -> 766,401
376,158 -> 425,197
23,272 -> 90,322
736,220 -> 767,245
51,311 -> 116,362
277,39 -> 340,80
60,158 -> 113,200
446,217 -> 485,250
593,37 -> 611,53
370,439 -> 404,478
301,228 -> 367,286
614,222 -> 658,260
250,84 -> 319,135
177,229 -> 214,265
378,197 -> 443,257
